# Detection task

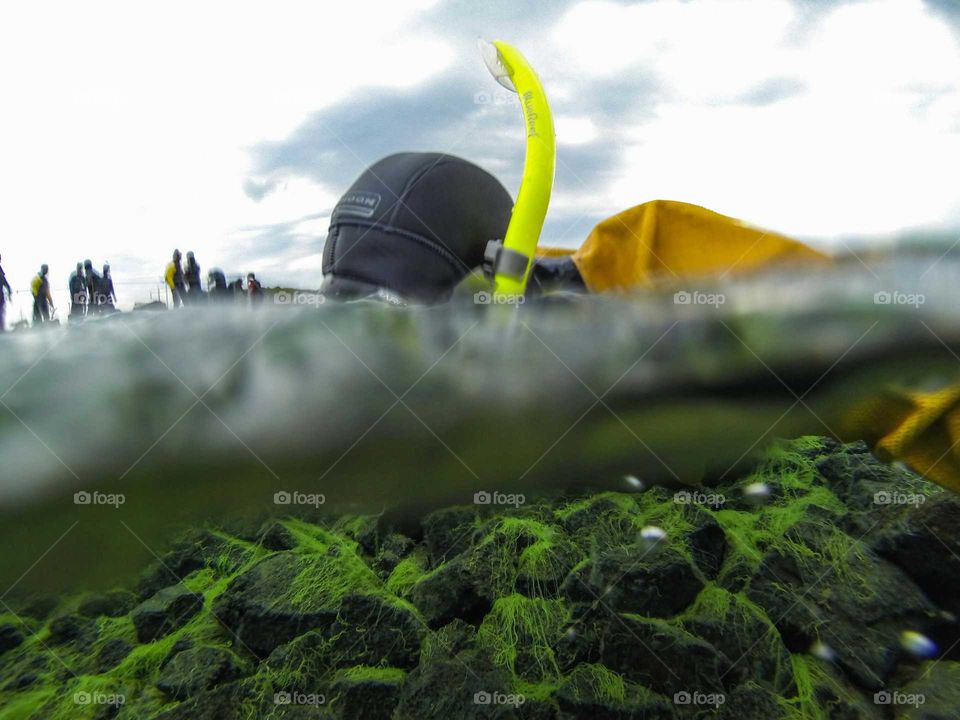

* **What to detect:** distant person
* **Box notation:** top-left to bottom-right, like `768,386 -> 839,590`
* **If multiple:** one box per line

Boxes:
207,268 -> 232,302
228,277 -> 244,299
247,273 -> 263,306
165,250 -> 185,308
31,264 -> 54,324
69,262 -> 87,318
84,260 -> 103,315
184,251 -> 205,302
0,254 -> 12,332
100,263 -> 117,313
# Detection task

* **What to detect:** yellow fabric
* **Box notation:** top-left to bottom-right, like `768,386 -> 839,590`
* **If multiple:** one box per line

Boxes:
165,262 -> 177,290
840,386 -> 960,493
30,274 -> 42,298
571,199 -> 829,292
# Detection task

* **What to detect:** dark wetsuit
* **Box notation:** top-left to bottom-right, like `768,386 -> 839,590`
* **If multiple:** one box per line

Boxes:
0,264 -> 10,331
69,271 -> 87,318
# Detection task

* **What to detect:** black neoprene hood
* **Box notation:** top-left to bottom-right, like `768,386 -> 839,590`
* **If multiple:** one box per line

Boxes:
321,153 -> 514,304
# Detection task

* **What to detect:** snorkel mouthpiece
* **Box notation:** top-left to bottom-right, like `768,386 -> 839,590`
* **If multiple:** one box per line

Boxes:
479,40 -> 556,299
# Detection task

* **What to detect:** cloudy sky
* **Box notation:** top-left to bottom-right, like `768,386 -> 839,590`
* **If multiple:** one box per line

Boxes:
0,0 -> 958,314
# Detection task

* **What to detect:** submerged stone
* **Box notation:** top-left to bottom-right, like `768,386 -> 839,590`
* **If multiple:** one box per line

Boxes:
131,584 -> 204,643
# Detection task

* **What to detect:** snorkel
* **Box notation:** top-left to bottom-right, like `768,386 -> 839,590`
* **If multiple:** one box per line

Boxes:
479,40 -> 556,299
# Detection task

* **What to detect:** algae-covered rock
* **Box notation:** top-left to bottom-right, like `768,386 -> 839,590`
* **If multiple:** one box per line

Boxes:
681,587 -> 794,694
895,661 -> 960,720
746,519 -> 934,689
408,556 -> 492,628
553,663 -> 673,719
214,541 -> 380,657
156,645 -> 249,700
873,494 -> 960,616
328,666 -> 405,720
47,613 -> 97,648
95,637 -> 133,673
0,622 -> 24,654
78,589 -> 138,618
562,545 -> 704,618
132,583 -> 205,643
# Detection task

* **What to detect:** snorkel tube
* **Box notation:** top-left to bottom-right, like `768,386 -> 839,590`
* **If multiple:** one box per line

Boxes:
479,40 -> 556,299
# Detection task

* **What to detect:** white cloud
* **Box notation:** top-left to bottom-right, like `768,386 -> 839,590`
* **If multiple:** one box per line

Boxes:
555,0 -> 960,238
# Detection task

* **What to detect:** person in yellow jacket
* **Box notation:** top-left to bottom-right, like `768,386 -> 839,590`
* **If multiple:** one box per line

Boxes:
30,264 -> 54,324
165,249 -> 186,308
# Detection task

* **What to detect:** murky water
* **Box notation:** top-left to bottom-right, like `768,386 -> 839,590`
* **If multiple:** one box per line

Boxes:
1,251 -> 958,592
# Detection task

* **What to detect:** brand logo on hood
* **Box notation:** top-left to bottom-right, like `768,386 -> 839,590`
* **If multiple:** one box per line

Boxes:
335,191 -> 382,219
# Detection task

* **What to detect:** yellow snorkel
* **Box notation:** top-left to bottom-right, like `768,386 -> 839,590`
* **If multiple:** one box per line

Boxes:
479,40 -> 556,299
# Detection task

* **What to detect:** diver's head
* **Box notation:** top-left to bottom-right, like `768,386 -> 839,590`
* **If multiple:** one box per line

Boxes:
321,152 -> 513,305
76,263 -> 83,273
186,251 -> 195,262
40,264 -> 48,276
103,263 -> 110,276
84,259 -> 93,271
173,249 -> 182,263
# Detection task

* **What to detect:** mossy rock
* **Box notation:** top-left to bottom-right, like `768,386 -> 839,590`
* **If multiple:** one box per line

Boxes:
328,666 -> 405,720
561,545 -> 704,618
47,613 -> 98,649
131,584 -> 204,643
0,622 -> 25,654
681,586 -> 794,695
421,506 -> 480,567
213,542 -> 379,657
78,590 -> 138,619
895,661 -> 960,720
408,556 -> 492,629
95,637 -> 134,673
746,520 -> 934,690
553,663 -> 673,720
156,645 -> 250,701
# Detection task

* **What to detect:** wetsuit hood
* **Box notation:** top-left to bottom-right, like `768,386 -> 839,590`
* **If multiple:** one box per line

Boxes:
321,152 -> 513,304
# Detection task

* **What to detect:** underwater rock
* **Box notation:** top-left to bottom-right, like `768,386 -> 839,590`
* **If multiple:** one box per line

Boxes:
408,556 -> 492,629
132,584 -> 205,643
78,589 -> 138,618
95,637 -> 133,673
214,544 -> 380,657
136,529 -> 243,599
255,519 -> 298,551
156,645 -> 249,700
681,588 -> 794,695
562,545 -> 704,617
328,667 -> 405,720
47,613 -> 97,648
326,593 -> 423,669
0,622 -> 24,654
895,661 -> 960,720
746,519 -> 935,690
421,506 -> 479,567
553,663 -> 674,719
873,494 -> 960,616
